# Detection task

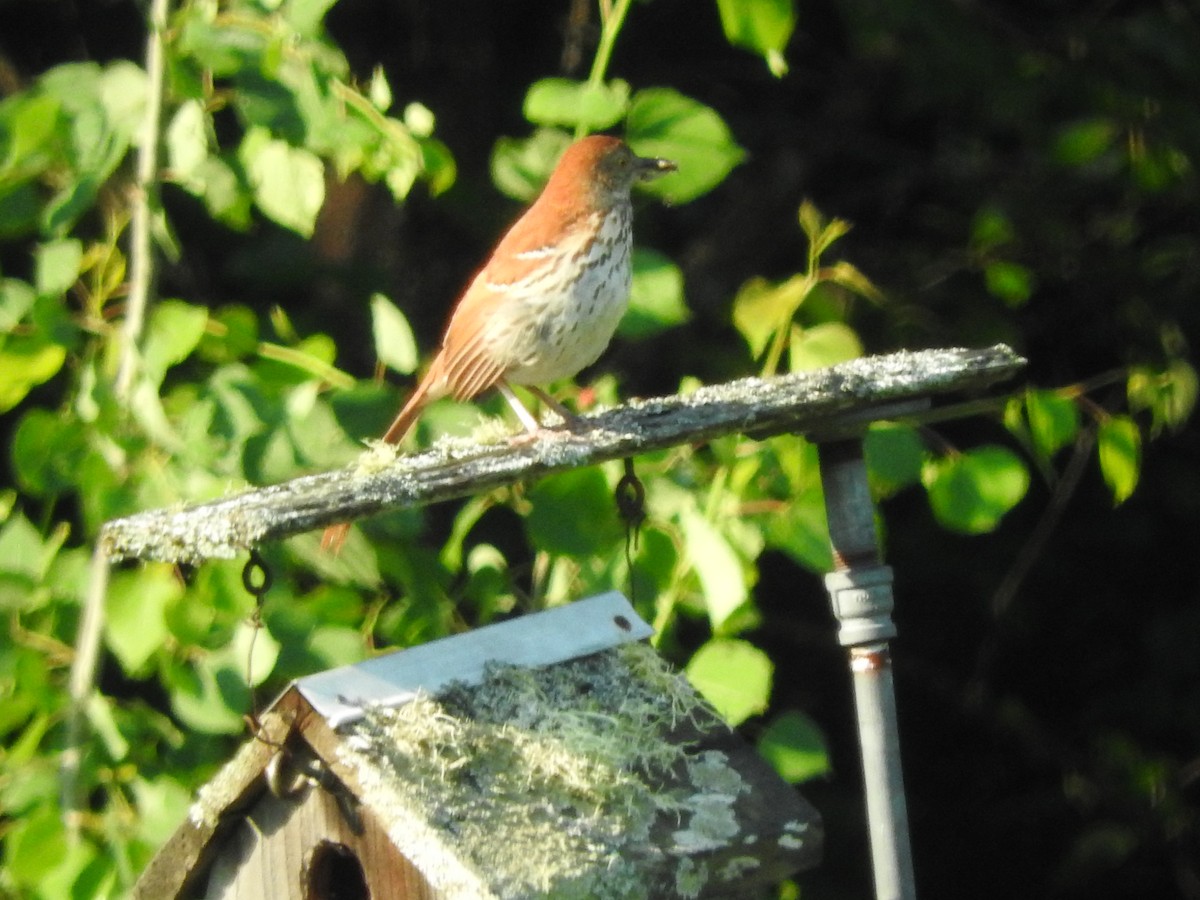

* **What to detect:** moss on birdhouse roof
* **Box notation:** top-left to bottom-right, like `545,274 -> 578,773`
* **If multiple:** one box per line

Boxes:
333,642 -> 778,899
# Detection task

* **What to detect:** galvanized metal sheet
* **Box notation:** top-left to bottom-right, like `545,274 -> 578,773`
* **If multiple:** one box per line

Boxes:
294,591 -> 652,727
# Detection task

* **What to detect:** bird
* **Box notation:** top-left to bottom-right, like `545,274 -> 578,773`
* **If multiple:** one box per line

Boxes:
321,135 -> 677,553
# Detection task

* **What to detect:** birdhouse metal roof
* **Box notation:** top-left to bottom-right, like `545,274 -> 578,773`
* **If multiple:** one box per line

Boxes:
294,590 -> 653,727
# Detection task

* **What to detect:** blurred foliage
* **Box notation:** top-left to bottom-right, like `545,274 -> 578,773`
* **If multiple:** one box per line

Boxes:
0,0 -> 1197,897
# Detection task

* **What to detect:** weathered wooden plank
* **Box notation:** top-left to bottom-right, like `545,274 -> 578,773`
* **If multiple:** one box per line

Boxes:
98,345 -> 1024,564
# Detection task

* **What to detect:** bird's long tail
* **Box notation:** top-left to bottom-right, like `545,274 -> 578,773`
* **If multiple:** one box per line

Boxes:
320,373 -> 439,554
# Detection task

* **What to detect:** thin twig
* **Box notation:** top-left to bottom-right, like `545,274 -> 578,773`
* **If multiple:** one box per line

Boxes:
989,424 -> 1098,619
63,545 -> 112,841
68,0 -> 170,834
114,0 -> 169,402
968,424 -> 1099,690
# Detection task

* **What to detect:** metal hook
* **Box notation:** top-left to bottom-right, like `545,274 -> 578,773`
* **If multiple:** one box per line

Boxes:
615,458 -> 646,603
242,548 -> 273,598
615,457 -> 646,543
241,548 -> 272,727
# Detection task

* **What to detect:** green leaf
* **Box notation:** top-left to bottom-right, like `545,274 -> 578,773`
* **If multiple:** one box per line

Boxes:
234,61 -> 327,147
1002,394 -> 1028,443
170,615 -> 275,733
0,332 -> 67,412
491,128 -> 573,202
165,658 -> 246,735
403,101 -> 435,136
130,378 -> 185,451
621,247 -> 689,338
1024,388 -> 1079,461
679,508 -> 747,630
41,174 -> 104,236
192,156 -> 253,228
1131,143 -> 1188,192
788,321 -> 862,372
198,304 -> 260,363
417,136 -> 457,196
31,63 -> 145,232
0,278 -> 36,332
366,66 -> 394,112
85,692 -> 130,762
984,260 -> 1035,307
34,239 -> 82,298
1127,360 -> 1197,434
12,408 -> 88,495
370,293 -> 419,374
0,182 -> 41,238
5,712 -> 51,769
142,299 -> 209,387
105,568 -> 180,675
1053,118 -> 1116,166
716,0 -> 796,77
625,88 -> 745,204
132,776 -> 192,847
865,422 -> 927,495
526,468 -> 624,556
0,512 -> 53,582
731,274 -> 810,359
823,259 -> 884,303
239,129 -> 325,236
523,78 -> 630,131
1097,415 -> 1140,505
922,445 -> 1030,534
798,200 -> 849,254
223,620 -> 282,688
685,638 -> 772,726
758,710 -> 831,783
0,91 -> 61,173
970,205 -> 1015,251
179,14 -> 269,77
763,491 -> 831,573
166,99 -> 210,183
96,60 -> 149,141
5,805 -> 67,889
284,0 -> 339,36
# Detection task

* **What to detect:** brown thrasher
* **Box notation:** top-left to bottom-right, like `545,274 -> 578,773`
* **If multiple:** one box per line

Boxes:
321,135 -> 676,552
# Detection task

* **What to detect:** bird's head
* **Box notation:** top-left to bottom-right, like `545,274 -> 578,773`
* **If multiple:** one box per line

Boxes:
551,135 -> 677,202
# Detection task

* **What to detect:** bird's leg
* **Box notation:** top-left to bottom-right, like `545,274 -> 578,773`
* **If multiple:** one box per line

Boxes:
526,385 -> 587,433
496,380 -> 543,434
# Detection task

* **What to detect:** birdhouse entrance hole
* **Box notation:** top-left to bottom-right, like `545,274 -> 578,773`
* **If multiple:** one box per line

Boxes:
305,840 -> 368,900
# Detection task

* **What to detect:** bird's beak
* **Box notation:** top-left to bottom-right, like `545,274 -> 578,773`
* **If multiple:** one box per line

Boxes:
634,154 -> 677,181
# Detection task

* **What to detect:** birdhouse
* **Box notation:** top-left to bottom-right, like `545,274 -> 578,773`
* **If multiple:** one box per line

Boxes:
133,592 -> 821,899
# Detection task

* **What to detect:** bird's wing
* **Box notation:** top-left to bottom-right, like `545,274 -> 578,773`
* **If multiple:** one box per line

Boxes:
435,203 -> 599,401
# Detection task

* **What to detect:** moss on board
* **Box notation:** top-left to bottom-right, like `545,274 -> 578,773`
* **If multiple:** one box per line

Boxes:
335,642 -> 751,899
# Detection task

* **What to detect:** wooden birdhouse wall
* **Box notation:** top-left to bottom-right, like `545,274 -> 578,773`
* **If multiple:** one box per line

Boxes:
203,778 -> 433,900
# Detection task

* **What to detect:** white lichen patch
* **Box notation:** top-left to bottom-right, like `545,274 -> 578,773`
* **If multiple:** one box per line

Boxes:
717,856 -> 760,880
778,819 -> 813,850
188,786 -> 221,829
352,439 -> 403,475
687,751 -> 747,796
674,857 -> 708,899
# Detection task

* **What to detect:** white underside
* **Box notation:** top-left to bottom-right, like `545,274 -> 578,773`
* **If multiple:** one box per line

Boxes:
484,207 -> 632,386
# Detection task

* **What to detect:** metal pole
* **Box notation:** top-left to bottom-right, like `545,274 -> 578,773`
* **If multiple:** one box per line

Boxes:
817,438 -> 916,900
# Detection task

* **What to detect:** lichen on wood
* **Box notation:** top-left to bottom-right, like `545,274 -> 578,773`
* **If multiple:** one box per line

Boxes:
98,345 -> 1025,564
